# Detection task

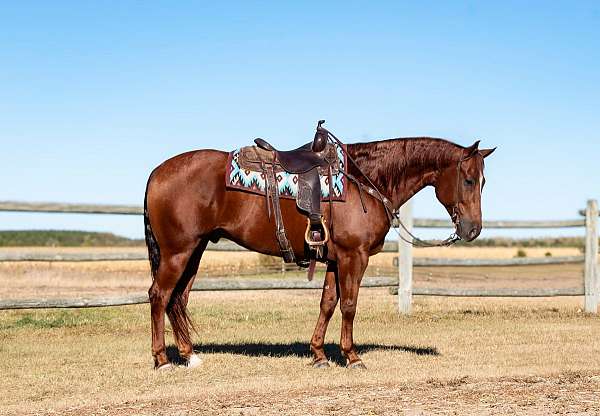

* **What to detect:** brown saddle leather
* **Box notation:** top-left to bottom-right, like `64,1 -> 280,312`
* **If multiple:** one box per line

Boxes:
243,120 -> 336,268
253,120 -> 330,174
253,140 -> 329,174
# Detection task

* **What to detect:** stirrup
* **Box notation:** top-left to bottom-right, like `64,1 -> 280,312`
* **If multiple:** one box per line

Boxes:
304,218 -> 330,247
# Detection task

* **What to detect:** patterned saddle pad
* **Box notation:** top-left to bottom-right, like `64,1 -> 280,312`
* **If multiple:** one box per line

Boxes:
225,142 -> 347,201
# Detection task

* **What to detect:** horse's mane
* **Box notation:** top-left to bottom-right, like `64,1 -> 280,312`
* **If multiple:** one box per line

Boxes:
347,137 -> 465,195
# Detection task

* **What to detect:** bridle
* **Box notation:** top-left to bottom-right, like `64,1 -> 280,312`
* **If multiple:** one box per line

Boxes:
324,126 -> 467,248
447,158 -> 467,243
392,156 -> 466,248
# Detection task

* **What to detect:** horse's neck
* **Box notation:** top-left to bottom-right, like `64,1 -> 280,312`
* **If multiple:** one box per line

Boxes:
347,138 -> 458,209
392,169 -> 437,209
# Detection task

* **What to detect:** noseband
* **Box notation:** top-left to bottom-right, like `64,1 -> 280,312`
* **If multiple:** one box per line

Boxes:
448,157 -> 465,237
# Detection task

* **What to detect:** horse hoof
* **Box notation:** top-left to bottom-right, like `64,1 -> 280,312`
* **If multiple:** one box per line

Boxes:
312,359 -> 330,369
186,353 -> 203,369
346,360 -> 367,370
155,362 -> 174,371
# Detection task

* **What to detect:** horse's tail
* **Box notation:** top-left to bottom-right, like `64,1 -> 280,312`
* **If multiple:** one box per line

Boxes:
144,176 -> 160,280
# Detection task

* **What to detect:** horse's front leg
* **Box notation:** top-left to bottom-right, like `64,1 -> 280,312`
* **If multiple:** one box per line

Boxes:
310,262 -> 339,367
337,249 -> 369,369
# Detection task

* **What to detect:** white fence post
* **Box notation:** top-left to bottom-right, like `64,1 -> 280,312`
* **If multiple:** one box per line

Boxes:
584,199 -> 598,313
398,201 -> 414,314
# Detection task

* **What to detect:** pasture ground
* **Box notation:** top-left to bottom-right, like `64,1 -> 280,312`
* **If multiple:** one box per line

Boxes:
2,291 -> 600,414
1,247 -> 598,415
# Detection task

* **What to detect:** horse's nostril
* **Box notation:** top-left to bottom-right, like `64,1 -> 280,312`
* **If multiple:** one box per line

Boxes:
468,228 -> 479,239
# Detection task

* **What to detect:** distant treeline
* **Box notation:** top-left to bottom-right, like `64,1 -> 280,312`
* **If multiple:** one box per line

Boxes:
0,230 -> 145,247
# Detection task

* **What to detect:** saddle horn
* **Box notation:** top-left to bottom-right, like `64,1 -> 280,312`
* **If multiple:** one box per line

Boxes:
312,120 -> 328,152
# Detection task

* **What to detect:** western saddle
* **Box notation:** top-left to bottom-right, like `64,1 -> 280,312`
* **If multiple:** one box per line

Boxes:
253,120 -> 339,274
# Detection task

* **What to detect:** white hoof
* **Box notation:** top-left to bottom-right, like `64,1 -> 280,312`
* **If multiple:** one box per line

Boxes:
186,353 -> 203,369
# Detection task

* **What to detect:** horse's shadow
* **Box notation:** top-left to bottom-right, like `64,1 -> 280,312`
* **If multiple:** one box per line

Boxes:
166,342 -> 439,367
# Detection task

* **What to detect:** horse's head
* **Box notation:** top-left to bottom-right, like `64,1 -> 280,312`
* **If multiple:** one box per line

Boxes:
434,141 -> 496,242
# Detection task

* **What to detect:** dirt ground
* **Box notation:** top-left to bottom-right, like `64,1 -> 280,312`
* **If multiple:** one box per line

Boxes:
61,375 -> 600,416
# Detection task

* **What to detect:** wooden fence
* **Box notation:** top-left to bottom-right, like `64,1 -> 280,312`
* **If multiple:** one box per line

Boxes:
396,199 -> 598,314
0,199 -> 598,313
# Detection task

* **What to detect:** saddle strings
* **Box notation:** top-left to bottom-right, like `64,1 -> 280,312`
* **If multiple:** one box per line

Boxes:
324,128 -> 461,248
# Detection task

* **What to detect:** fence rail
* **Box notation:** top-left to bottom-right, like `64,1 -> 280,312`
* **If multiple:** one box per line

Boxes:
0,276 -> 396,309
395,199 -> 599,314
390,287 -> 584,297
0,200 -> 588,228
0,295 -> 150,310
0,201 -> 143,215
0,200 -> 598,313
400,255 -> 585,267
1,280 -> 585,310
408,218 -> 586,229
0,248 -> 584,267
0,244 -> 245,262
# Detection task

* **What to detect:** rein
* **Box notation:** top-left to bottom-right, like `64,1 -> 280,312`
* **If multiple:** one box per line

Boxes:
324,127 -> 462,248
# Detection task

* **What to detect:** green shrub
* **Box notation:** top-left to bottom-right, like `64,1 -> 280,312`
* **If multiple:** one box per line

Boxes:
515,249 -> 527,258
257,254 -> 282,270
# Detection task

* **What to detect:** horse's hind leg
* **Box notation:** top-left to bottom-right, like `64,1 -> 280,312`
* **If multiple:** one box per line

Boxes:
149,248 -> 195,369
310,262 -> 339,367
167,239 -> 208,368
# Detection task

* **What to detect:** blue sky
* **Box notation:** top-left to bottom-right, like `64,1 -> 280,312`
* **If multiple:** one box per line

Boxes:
1,1 -> 599,239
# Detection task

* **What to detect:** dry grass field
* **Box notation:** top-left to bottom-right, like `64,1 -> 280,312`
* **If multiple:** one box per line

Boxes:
1,246 -> 599,415
0,246 -> 586,300
1,292 -> 600,415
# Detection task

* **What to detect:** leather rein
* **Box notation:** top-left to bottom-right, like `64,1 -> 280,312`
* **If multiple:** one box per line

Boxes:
324,128 -> 463,248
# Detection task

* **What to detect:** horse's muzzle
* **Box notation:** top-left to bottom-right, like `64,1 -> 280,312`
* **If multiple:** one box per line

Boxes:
456,219 -> 481,242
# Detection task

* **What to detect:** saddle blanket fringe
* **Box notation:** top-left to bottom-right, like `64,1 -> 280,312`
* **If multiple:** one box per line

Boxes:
225,143 -> 347,201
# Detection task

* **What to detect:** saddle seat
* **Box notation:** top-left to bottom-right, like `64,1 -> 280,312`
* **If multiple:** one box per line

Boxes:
253,140 -> 329,174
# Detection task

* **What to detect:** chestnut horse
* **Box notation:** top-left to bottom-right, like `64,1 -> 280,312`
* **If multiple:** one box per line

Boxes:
144,136 -> 495,369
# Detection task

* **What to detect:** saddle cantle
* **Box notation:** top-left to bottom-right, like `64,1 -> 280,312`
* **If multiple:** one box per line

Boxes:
254,119 -> 330,174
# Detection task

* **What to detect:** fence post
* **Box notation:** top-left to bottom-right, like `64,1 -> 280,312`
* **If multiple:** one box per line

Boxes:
398,201 -> 413,314
584,199 -> 598,313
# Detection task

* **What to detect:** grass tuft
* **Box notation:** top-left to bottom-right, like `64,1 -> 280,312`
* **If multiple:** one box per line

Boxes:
1,309 -> 112,330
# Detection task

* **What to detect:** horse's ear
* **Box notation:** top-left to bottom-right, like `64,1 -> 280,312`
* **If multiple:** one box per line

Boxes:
463,140 -> 480,158
480,147 -> 496,158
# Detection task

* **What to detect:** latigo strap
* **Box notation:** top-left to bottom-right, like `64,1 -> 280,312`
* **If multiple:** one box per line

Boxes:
264,164 -> 295,264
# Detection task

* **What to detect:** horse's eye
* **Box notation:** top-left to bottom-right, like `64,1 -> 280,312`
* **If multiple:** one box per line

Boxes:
464,178 -> 475,186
